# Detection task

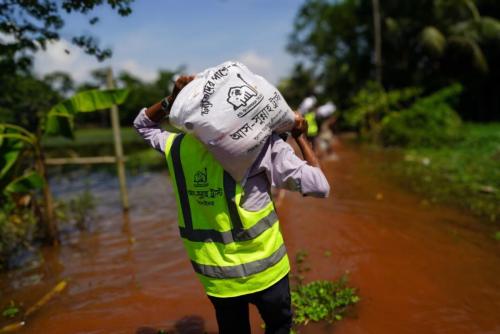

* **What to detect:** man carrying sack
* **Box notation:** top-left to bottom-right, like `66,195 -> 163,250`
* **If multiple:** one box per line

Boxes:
134,73 -> 330,334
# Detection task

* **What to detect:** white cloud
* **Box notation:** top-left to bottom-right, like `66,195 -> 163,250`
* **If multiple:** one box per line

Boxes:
33,39 -> 158,83
236,51 -> 275,81
34,39 -> 96,82
118,59 -> 156,82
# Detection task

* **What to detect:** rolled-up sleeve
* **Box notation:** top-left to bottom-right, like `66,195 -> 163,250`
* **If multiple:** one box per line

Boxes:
259,134 -> 330,198
133,108 -> 171,153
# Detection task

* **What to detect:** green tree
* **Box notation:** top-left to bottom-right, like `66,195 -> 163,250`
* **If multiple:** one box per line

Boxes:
288,0 -> 373,109
287,0 -> 500,120
44,71 -> 75,96
372,0 -> 383,83
0,0 -> 134,74
420,0 -> 500,72
0,74 -> 61,131
278,64 -> 317,109
115,68 -> 182,125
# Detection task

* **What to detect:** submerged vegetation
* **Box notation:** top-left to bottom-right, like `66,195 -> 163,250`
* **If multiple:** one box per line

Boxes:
291,250 -> 359,328
0,89 -> 129,270
292,278 -> 359,326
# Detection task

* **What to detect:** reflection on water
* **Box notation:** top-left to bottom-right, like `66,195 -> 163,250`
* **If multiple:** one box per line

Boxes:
0,142 -> 499,334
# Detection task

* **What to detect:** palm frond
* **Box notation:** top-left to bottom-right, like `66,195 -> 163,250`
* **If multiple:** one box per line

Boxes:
450,20 -> 480,42
421,26 -> 447,56
448,36 -> 489,73
479,17 -> 500,41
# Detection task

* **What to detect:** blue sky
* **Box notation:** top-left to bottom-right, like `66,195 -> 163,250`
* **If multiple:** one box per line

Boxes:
34,0 -> 306,85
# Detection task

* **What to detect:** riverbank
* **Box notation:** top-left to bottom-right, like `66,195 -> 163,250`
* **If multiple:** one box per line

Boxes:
380,123 -> 500,226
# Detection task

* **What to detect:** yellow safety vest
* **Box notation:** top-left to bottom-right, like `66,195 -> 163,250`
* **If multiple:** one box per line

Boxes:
304,112 -> 318,137
165,133 -> 290,298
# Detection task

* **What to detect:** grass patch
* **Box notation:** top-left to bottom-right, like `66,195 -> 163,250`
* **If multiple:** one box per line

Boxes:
389,122 -> 500,222
42,127 -> 166,171
42,127 -> 142,148
126,148 -> 165,172
43,127 -> 146,157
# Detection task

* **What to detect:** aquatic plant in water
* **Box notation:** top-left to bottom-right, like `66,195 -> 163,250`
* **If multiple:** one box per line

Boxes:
291,250 -> 359,327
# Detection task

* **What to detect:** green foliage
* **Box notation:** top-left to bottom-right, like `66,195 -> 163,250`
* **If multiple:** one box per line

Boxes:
56,190 -> 96,230
291,250 -> 359,327
287,0 -> 500,121
343,81 -> 421,137
4,172 -> 44,195
380,84 -> 463,147
116,69 -> 182,125
45,89 -> 129,138
2,301 -> 20,319
127,148 -> 166,173
41,127 -> 166,173
292,278 -> 360,326
278,64 -> 317,109
420,0 -> 500,74
389,122 -> 500,222
0,88 -> 129,269
0,205 -> 38,270
0,74 -> 61,132
0,0 -> 134,73
0,125 -> 42,203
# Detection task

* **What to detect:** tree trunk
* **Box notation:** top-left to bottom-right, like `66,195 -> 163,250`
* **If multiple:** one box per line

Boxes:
34,140 -> 58,245
372,0 -> 383,84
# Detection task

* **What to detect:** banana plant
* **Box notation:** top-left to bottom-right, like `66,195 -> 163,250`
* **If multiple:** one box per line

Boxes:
0,88 -> 129,243
0,124 -> 43,197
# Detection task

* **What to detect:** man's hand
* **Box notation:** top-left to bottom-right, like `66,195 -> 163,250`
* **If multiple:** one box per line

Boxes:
291,112 -> 321,168
291,112 -> 308,139
145,75 -> 195,122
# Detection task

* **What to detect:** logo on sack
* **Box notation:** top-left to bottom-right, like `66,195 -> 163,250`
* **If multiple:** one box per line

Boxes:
193,167 -> 208,187
227,74 -> 258,111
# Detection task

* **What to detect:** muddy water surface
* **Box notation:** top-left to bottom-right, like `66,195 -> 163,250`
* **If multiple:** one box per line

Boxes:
1,141 -> 499,333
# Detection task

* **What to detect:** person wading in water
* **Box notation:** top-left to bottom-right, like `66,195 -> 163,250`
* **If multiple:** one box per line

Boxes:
134,75 -> 330,334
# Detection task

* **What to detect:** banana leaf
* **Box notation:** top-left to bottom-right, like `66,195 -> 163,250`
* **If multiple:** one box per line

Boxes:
44,115 -> 74,138
45,88 -> 129,138
4,171 -> 44,194
0,125 -> 32,181
0,140 -> 24,180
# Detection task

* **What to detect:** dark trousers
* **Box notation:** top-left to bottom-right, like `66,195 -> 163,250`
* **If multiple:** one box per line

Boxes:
208,274 -> 292,334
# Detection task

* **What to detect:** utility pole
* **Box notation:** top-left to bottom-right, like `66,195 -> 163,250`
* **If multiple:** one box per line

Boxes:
372,0 -> 383,84
106,68 -> 129,211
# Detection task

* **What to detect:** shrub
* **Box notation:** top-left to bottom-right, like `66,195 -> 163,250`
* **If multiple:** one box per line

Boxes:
380,84 -> 463,147
343,81 -> 421,138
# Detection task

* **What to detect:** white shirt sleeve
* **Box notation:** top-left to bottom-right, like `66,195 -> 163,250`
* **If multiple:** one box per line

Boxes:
132,108 -> 172,153
250,134 -> 330,198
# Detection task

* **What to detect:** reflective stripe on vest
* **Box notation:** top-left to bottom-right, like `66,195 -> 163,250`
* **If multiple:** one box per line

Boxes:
165,133 -> 289,289
191,244 -> 287,278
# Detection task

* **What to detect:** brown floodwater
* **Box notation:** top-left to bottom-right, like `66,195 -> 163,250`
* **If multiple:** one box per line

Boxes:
1,139 -> 499,333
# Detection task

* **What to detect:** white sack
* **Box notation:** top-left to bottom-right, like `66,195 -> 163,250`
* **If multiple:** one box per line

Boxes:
169,61 -> 295,181
298,95 -> 317,115
317,101 -> 336,119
